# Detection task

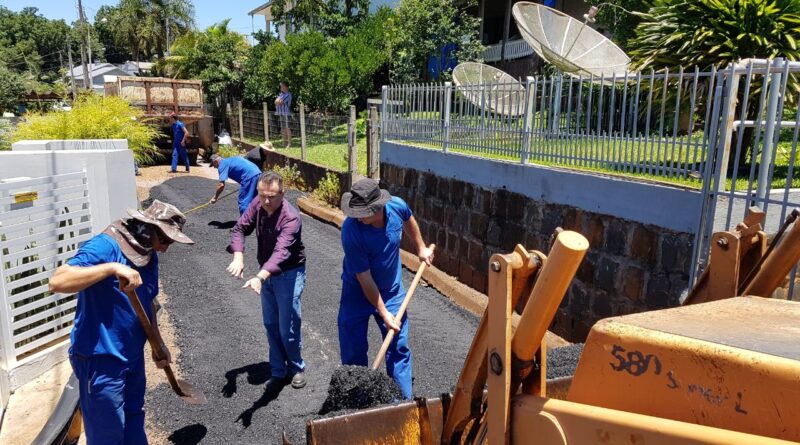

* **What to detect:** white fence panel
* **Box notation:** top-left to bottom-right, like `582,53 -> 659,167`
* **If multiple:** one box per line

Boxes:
0,171 -> 91,390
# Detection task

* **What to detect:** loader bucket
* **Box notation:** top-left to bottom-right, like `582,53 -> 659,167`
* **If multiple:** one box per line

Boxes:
306,397 -> 445,445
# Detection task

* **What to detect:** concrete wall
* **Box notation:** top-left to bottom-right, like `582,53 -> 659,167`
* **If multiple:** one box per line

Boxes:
381,142 -> 700,341
4,139 -> 138,234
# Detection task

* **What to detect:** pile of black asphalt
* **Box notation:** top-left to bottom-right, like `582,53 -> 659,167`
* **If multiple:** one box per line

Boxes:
145,176 -> 585,444
318,365 -> 403,415
546,343 -> 585,379
144,176 -> 480,444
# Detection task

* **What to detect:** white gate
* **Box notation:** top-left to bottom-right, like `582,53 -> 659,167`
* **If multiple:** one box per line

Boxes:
0,171 -> 91,396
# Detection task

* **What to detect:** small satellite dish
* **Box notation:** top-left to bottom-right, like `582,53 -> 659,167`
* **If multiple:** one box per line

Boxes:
452,62 -> 525,116
512,2 -> 631,79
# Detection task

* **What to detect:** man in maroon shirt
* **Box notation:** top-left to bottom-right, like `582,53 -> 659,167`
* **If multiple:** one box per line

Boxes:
226,171 -> 307,391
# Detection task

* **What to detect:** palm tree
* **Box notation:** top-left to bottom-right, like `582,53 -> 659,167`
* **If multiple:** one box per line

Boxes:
110,0 -> 195,63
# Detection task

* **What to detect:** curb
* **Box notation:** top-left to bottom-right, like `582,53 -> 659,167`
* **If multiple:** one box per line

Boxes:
296,196 -> 570,348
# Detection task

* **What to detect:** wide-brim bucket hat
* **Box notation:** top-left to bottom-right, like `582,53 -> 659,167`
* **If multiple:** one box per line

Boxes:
341,178 -> 391,218
127,199 -> 194,244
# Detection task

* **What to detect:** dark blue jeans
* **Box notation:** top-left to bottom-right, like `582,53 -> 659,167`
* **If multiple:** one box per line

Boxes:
237,176 -> 260,215
69,352 -> 147,445
171,143 -> 190,172
260,265 -> 306,379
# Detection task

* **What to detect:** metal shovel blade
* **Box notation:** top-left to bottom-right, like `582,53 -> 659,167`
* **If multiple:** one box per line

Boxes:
175,377 -> 207,405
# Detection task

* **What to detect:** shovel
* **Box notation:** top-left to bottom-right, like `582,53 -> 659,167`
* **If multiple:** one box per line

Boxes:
371,244 -> 435,370
122,286 -> 207,405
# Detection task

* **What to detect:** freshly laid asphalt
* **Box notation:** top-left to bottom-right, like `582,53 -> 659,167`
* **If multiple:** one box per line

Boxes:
145,176 -> 480,444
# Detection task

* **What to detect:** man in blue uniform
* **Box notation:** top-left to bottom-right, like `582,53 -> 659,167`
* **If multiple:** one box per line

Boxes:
169,113 -> 190,173
209,154 -> 263,215
49,200 -> 194,445
338,178 -> 434,399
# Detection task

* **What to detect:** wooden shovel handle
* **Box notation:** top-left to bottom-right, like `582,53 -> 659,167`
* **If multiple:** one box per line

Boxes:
121,284 -> 185,396
371,244 -> 435,370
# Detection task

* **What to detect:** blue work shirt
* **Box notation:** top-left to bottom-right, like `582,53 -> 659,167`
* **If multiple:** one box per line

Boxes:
218,156 -> 262,185
171,120 -> 186,147
341,197 -> 411,302
67,234 -> 159,363
276,91 -> 292,115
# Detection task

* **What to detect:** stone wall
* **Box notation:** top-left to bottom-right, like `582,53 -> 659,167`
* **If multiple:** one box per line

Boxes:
381,162 -> 695,342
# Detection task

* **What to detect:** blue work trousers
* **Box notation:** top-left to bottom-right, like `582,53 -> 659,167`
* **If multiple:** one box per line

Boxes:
238,176 -> 260,215
69,352 -> 147,445
338,283 -> 413,399
261,265 -> 306,379
171,143 -> 190,172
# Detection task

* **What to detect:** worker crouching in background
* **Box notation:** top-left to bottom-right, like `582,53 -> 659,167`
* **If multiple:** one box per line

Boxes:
49,200 -> 194,445
338,178 -> 434,399
209,153 -> 262,215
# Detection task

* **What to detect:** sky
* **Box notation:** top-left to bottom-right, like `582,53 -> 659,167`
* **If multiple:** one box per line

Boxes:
0,0 -> 268,42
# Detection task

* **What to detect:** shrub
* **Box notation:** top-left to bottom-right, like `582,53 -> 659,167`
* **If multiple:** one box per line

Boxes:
216,144 -> 241,158
272,162 -> 306,191
11,94 -> 160,163
312,172 -> 341,207
0,119 -> 11,151
630,0 -> 800,74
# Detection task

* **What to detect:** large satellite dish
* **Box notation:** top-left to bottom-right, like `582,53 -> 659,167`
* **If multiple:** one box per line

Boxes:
452,62 -> 525,116
512,2 -> 631,79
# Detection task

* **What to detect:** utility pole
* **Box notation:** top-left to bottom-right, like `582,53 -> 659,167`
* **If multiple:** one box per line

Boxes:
166,16 -> 170,56
77,0 -> 90,89
67,36 -> 78,99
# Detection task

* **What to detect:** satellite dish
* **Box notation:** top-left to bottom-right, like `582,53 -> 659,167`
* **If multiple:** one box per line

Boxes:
452,62 -> 525,116
512,2 -> 631,79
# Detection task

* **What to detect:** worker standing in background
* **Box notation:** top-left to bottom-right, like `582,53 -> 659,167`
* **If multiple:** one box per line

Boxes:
338,178 -> 434,400
209,154 -> 263,215
226,172 -> 308,392
275,81 -> 293,148
169,113 -> 191,173
48,200 -> 194,445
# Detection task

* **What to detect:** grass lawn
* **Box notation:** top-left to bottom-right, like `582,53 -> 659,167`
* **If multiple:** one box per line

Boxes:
243,136 -> 368,173
395,136 -> 800,191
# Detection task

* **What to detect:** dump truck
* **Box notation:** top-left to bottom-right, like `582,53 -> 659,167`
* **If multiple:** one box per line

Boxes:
305,208 -> 800,445
104,76 -> 214,164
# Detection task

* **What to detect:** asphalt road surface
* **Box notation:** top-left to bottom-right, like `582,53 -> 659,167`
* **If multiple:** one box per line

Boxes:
145,176 -> 480,444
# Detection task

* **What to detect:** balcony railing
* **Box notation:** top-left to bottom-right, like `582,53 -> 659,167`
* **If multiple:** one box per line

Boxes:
481,38 -> 534,63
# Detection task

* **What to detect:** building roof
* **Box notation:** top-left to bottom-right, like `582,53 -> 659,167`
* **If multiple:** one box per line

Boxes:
249,1 -> 275,16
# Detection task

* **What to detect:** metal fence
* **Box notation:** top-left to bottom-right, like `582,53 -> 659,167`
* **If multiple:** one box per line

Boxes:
693,58 -> 800,298
0,171 -> 91,387
382,68 -> 719,181
383,58 -> 800,300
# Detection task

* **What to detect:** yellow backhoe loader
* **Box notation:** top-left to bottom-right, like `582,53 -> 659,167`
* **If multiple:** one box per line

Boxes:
306,208 -> 800,444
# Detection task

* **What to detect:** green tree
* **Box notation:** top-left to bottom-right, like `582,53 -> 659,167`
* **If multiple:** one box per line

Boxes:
629,0 -> 800,171
0,7 -> 76,84
629,0 -> 800,71
106,0 -> 195,63
585,0 -> 649,51
388,0 -> 483,83
95,5 -> 132,64
159,20 -> 249,103
0,65 -> 26,114
243,8 -> 393,112
269,0 -> 371,37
